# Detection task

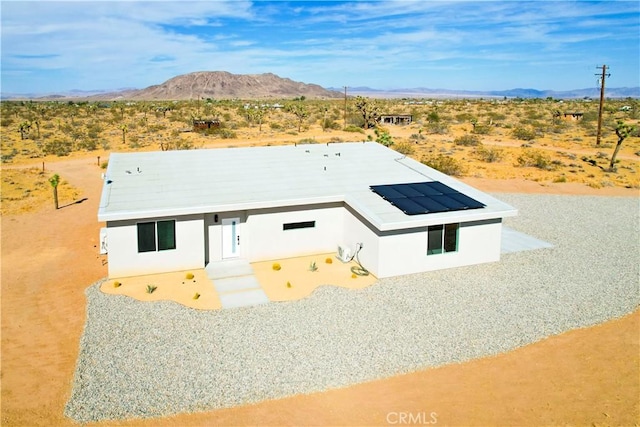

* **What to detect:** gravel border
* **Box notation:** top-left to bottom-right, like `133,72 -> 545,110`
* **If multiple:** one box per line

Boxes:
65,194 -> 640,422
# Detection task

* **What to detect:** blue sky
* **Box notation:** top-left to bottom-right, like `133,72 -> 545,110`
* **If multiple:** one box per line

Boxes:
1,1 -> 639,94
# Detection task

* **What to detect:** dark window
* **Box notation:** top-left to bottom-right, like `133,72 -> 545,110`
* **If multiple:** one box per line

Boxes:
137,222 -> 156,252
137,220 -> 176,253
157,220 -> 176,251
444,223 -> 459,252
283,221 -> 315,230
427,225 -> 443,255
427,223 -> 459,255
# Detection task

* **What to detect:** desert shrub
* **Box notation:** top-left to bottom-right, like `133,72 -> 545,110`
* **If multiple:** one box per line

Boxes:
454,134 -> 481,146
286,281 -> 292,288
185,272 -> 194,280
475,146 -> 504,163
471,124 -> 492,135
393,141 -> 415,155
43,139 -> 73,156
455,113 -> 475,123
160,139 -> 193,151
193,293 -> 200,300
2,148 -> 18,163
308,261 -> 318,272
351,273 -> 358,279
553,175 -> 567,183
1,116 -> 15,127
76,139 -> 98,151
322,118 -> 340,130
113,281 -> 121,288
272,263 -> 281,271
269,122 -> 283,130
424,122 -> 449,135
409,132 -> 425,142
325,257 -> 333,264
298,138 -> 317,144
344,125 -> 365,134
100,161 -> 109,169
146,285 -> 157,294
512,126 -> 536,141
487,112 -> 507,121
517,149 -> 556,170
421,154 -> 465,176
374,129 -> 393,147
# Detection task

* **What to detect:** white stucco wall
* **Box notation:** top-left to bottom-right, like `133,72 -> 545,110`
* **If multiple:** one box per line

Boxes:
342,205 -> 381,276
245,203 -> 344,262
376,219 -> 502,278
106,214 -> 205,278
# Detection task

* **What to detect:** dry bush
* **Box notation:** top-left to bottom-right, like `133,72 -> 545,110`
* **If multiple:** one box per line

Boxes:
474,146 -> 504,163
393,141 -> 415,156
421,154 -> 465,176
516,149 -> 556,170
454,134 -> 481,146
512,126 -> 537,141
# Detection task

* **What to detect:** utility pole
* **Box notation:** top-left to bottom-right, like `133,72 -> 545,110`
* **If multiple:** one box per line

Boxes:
595,64 -> 610,146
343,86 -> 348,129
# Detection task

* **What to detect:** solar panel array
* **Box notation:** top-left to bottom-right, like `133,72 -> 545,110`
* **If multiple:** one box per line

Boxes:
370,181 -> 486,215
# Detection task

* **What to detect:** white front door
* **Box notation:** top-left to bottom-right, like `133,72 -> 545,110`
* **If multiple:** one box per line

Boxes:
221,217 -> 240,259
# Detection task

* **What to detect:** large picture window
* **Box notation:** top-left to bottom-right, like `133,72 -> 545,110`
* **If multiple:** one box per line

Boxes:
137,220 -> 176,253
427,223 -> 459,255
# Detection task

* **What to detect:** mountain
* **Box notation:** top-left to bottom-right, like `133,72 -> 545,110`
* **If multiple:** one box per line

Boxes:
92,71 -> 343,100
3,73 -> 638,100
334,86 -> 640,99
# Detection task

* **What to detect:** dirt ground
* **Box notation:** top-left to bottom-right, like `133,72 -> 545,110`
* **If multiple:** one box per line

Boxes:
1,151 -> 639,426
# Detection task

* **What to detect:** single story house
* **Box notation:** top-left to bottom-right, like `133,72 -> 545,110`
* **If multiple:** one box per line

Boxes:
378,114 -> 413,125
98,142 -> 517,278
192,119 -> 221,130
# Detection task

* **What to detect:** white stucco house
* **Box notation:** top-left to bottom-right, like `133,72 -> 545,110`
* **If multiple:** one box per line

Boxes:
98,142 -> 517,278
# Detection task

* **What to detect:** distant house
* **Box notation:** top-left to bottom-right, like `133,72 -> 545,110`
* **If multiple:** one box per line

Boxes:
378,114 -> 413,125
98,143 -> 517,279
562,112 -> 583,121
193,119 -> 220,130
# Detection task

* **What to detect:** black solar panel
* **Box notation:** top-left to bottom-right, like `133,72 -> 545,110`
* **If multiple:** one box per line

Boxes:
370,181 -> 486,215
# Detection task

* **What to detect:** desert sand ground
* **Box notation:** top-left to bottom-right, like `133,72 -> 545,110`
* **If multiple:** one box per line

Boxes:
1,112 -> 639,426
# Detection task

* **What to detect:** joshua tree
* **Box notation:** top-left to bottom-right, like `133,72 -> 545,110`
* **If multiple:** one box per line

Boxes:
354,96 -> 379,129
49,174 -> 60,209
18,121 -> 31,140
120,124 -> 128,144
610,121 -> 636,170
285,103 -> 309,133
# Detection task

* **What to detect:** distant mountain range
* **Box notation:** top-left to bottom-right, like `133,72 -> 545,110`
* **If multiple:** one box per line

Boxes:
333,86 -> 640,99
2,71 -> 638,100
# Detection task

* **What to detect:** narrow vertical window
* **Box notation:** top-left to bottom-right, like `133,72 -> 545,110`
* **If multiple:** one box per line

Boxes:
137,222 -> 156,252
427,225 -> 443,255
444,223 -> 459,252
157,220 -> 176,251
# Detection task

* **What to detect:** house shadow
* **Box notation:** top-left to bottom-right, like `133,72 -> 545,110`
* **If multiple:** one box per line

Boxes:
59,198 -> 88,209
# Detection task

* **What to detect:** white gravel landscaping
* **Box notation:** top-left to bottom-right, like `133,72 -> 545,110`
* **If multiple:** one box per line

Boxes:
65,194 -> 640,423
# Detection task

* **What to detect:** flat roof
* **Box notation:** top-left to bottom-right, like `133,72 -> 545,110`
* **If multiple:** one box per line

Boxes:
98,142 -> 517,230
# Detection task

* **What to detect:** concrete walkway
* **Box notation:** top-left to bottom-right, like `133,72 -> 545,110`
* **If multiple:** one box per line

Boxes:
205,259 -> 269,309
501,226 -> 553,254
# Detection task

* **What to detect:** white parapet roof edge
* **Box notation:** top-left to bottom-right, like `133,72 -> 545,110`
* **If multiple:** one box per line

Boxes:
98,142 -> 517,230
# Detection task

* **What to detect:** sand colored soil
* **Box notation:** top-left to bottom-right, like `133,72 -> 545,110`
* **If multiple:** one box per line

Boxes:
102,254 -> 376,310
253,254 -> 377,302
101,269 -> 222,310
2,154 -> 639,426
